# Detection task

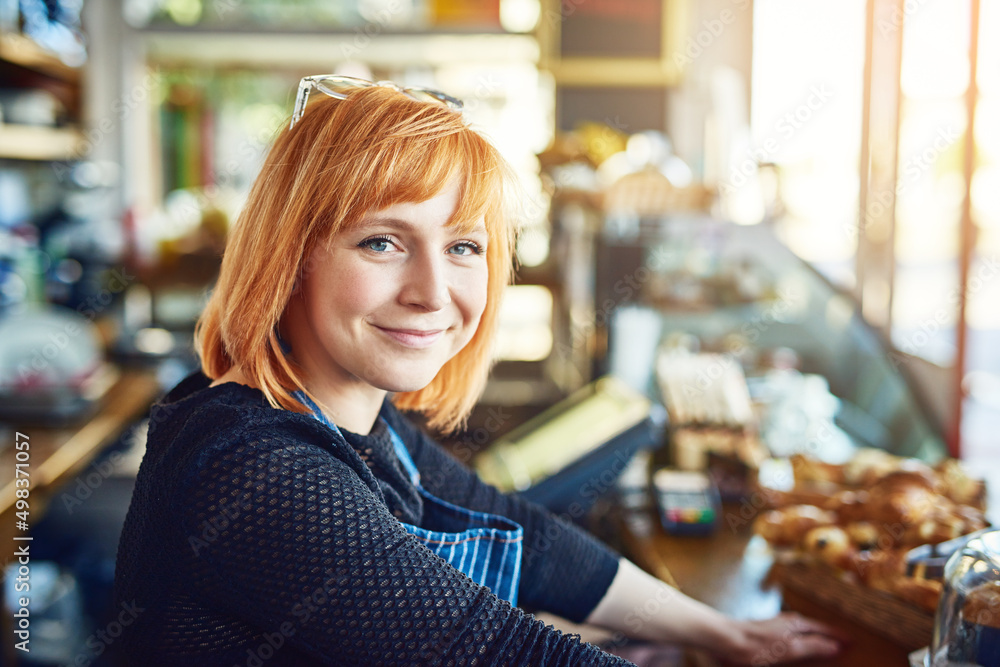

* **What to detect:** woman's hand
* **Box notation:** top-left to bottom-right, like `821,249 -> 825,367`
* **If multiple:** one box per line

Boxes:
715,612 -> 845,665
587,560 -> 846,664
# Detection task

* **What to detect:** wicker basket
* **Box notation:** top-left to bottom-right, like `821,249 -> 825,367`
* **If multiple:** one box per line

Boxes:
770,561 -> 935,651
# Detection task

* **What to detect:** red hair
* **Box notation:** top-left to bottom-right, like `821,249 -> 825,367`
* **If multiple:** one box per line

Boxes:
195,86 -> 519,432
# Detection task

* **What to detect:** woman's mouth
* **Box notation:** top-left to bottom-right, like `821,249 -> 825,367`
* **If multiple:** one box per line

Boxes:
375,326 -> 445,349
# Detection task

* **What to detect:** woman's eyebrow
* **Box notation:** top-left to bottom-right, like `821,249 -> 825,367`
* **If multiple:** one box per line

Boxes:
353,216 -> 417,232
355,216 -> 488,236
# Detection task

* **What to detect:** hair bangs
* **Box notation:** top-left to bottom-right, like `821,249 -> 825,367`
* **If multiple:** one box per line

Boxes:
449,132 -> 506,236
350,125 -> 503,236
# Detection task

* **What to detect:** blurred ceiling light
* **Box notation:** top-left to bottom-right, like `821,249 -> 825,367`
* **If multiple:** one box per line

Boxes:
494,285 -> 553,361
135,327 -> 175,355
165,0 -> 202,25
516,225 -> 550,267
359,0 -> 415,26
124,0 -> 159,27
500,0 -> 540,32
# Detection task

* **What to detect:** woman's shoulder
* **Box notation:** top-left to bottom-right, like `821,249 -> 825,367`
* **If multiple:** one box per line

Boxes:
145,370 -> 356,471
155,369 -> 261,414
135,371 -> 385,518
147,370 -> 264,443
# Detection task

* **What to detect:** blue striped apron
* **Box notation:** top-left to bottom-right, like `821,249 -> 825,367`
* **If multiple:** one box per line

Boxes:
294,392 -> 523,606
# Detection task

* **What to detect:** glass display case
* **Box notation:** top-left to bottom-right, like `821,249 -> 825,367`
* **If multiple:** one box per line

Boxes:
598,215 -> 948,464
927,528 -> 1000,665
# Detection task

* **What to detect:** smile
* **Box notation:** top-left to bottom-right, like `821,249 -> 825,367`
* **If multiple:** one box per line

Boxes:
374,326 -> 446,349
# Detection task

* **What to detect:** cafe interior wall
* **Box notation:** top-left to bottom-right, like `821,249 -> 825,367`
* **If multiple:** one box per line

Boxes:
66,0 -> 740,412
70,0 -> 989,455
71,0 -> 552,407
3,2 -> 996,661
76,0 -> 754,251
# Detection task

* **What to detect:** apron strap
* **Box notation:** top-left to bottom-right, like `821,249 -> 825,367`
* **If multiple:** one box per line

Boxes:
290,391 -> 343,437
385,423 -> 420,484
289,392 -> 522,606
292,391 -> 419,484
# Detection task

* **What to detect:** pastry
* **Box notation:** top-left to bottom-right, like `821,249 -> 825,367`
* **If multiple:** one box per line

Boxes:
790,453 -> 844,485
893,576 -> 943,613
963,581 -> 1000,628
937,459 -> 987,510
802,525 -> 855,569
850,548 -> 907,593
844,521 -> 880,550
753,505 -> 838,547
823,490 -> 871,525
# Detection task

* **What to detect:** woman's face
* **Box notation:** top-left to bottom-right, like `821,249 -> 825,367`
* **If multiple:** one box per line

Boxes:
284,177 -> 489,398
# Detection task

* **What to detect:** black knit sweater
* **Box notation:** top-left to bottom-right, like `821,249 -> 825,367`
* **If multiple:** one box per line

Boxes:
114,372 -> 632,665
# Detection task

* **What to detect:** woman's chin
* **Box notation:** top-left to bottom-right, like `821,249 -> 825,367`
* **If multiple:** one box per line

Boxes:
375,374 -> 438,395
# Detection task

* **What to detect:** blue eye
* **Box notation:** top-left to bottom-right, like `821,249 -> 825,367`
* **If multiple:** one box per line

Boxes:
449,241 -> 484,256
359,236 -> 394,252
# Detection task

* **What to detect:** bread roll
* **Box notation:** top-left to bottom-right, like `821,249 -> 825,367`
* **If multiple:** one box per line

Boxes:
803,525 -> 855,569
753,505 -> 837,547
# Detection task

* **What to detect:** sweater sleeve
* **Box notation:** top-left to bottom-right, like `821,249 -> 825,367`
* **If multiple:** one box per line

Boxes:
177,433 -> 631,667
382,405 -> 622,623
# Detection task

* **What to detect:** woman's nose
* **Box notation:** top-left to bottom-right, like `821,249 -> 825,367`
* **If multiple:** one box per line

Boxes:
400,251 -> 451,311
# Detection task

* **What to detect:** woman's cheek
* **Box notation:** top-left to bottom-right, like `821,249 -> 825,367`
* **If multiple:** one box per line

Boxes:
472,267 -> 490,320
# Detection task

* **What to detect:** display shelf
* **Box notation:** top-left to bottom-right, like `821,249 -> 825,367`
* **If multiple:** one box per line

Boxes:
0,123 -> 85,160
143,30 -> 538,68
0,32 -> 83,161
0,31 -> 80,82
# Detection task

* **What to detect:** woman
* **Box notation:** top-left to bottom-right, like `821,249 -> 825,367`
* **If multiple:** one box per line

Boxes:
115,76 -> 842,665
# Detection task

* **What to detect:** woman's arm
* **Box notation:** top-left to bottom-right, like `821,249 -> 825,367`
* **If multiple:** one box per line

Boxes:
387,405 -> 843,664
586,559 -> 843,665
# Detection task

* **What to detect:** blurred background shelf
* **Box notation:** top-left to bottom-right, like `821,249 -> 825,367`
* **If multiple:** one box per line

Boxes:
0,31 -> 80,82
0,123 -> 84,160
0,368 -> 161,557
142,30 -> 538,69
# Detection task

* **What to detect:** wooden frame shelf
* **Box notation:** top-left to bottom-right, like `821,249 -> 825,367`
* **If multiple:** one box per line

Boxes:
0,32 -> 83,160
0,369 -> 161,557
537,0 -> 689,87
0,31 -> 80,82
0,123 -> 85,160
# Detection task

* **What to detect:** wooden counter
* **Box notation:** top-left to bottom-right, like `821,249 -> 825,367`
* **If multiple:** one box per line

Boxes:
0,368 -> 162,557
619,505 -> 915,666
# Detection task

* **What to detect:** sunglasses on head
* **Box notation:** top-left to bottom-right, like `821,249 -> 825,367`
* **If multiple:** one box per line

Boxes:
289,75 -> 464,130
